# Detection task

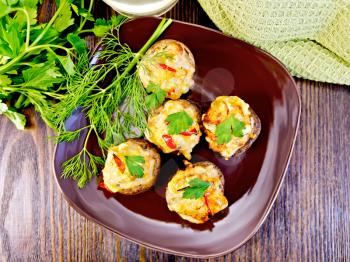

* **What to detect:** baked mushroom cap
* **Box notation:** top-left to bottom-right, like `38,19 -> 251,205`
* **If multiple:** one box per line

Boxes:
166,161 -> 228,224
202,96 -> 261,159
138,39 -> 195,100
145,99 -> 201,160
102,139 -> 161,195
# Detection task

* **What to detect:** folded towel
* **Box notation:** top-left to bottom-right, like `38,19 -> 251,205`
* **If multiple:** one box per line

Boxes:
197,0 -> 350,85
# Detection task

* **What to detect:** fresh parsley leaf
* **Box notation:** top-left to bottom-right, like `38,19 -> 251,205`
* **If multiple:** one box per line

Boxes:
0,92 -> 8,100
78,8 -> 94,21
3,109 -> 26,130
182,178 -> 210,199
215,119 -> 232,144
92,16 -> 127,37
47,52 -> 75,75
110,15 -> 127,27
0,3 -> 11,17
57,55 -> 75,75
145,82 -> 160,93
67,33 -> 87,55
145,82 -> 166,110
0,100 -> 26,130
19,0 -> 39,8
15,6 -> 37,25
215,115 -> 245,144
6,70 -> 17,74
70,3 -> 79,15
22,62 -> 63,88
4,0 -> 18,6
92,17 -> 115,37
145,93 -> 162,110
166,111 -> 193,135
52,0 -> 74,32
0,43 -> 13,59
3,19 -> 24,57
124,155 -> 145,178
231,116 -> 245,137
0,75 -> 11,85
30,26 -> 59,45
92,18 -> 110,37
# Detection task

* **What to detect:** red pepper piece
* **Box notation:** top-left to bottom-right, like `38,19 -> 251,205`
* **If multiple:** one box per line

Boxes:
180,128 -> 197,136
98,182 -> 114,193
167,87 -> 175,96
159,63 -> 177,72
113,154 -> 126,173
162,134 -> 177,149
204,193 -> 213,216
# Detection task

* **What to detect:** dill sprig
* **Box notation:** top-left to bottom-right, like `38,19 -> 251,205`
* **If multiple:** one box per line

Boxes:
61,127 -> 105,188
53,18 -> 173,188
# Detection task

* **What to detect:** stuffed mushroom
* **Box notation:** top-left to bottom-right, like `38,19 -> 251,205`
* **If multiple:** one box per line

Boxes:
202,96 -> 261,160
145,99 -> 201,160
101,139 -> 161,195
166,161 -> 228,224
138,39 -> 195,100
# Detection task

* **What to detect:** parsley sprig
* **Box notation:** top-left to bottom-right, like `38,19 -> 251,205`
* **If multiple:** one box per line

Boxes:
0,0 -> 126,130
145,82 -> 166,110
165,110 -> 193,135
0,99 -> 26,129
182,178 -> 211,199
215,115 -> 245,144
125,156 -> 145,178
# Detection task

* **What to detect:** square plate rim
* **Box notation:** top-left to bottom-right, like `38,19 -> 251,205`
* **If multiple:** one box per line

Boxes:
52,17 -> 301,258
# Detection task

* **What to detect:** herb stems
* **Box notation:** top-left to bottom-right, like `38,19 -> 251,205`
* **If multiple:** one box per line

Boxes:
30,1 -> 67,47
12,8 -> 31,48
0,2 -> 132,131
133,18 -> 173,67
100,18 -> 173,95
0,1 -> 67,75
56,18 -> 173,188
78,0 -> 95,32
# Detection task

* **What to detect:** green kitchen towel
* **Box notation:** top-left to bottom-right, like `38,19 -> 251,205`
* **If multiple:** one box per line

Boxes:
197,0 -> 350,85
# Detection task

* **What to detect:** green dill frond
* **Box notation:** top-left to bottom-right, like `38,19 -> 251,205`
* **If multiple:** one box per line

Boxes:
52,130 -> 82,143
61,148 -> 105,189
55,18 -> 173,188
50,125 -> 91,143
61,153 -> 89,187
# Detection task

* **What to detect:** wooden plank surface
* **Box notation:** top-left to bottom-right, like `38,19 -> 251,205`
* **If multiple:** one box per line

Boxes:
0,0 -> 350,261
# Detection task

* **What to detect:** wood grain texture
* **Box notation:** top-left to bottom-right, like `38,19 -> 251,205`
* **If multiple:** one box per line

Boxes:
0,0 -> 350,261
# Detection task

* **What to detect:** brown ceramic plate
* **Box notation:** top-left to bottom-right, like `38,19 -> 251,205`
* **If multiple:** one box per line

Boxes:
54,17 -> 300,258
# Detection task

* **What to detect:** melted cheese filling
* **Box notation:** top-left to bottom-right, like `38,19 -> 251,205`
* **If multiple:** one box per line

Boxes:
203,96 -> 255,159
102,140 -> 157,193
145,100 -> 201,160
139,40 -> 195,99
166,163 -> 228,224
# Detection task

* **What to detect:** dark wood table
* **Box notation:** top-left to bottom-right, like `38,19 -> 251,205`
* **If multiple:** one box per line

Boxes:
1,0 -> 349,260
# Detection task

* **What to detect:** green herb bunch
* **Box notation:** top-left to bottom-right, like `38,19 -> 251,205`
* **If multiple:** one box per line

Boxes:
52,18 -> 173,188
0,0 -> 122,129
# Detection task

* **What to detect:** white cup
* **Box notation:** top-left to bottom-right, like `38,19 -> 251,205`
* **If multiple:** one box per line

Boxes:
103,0 -> 179,17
